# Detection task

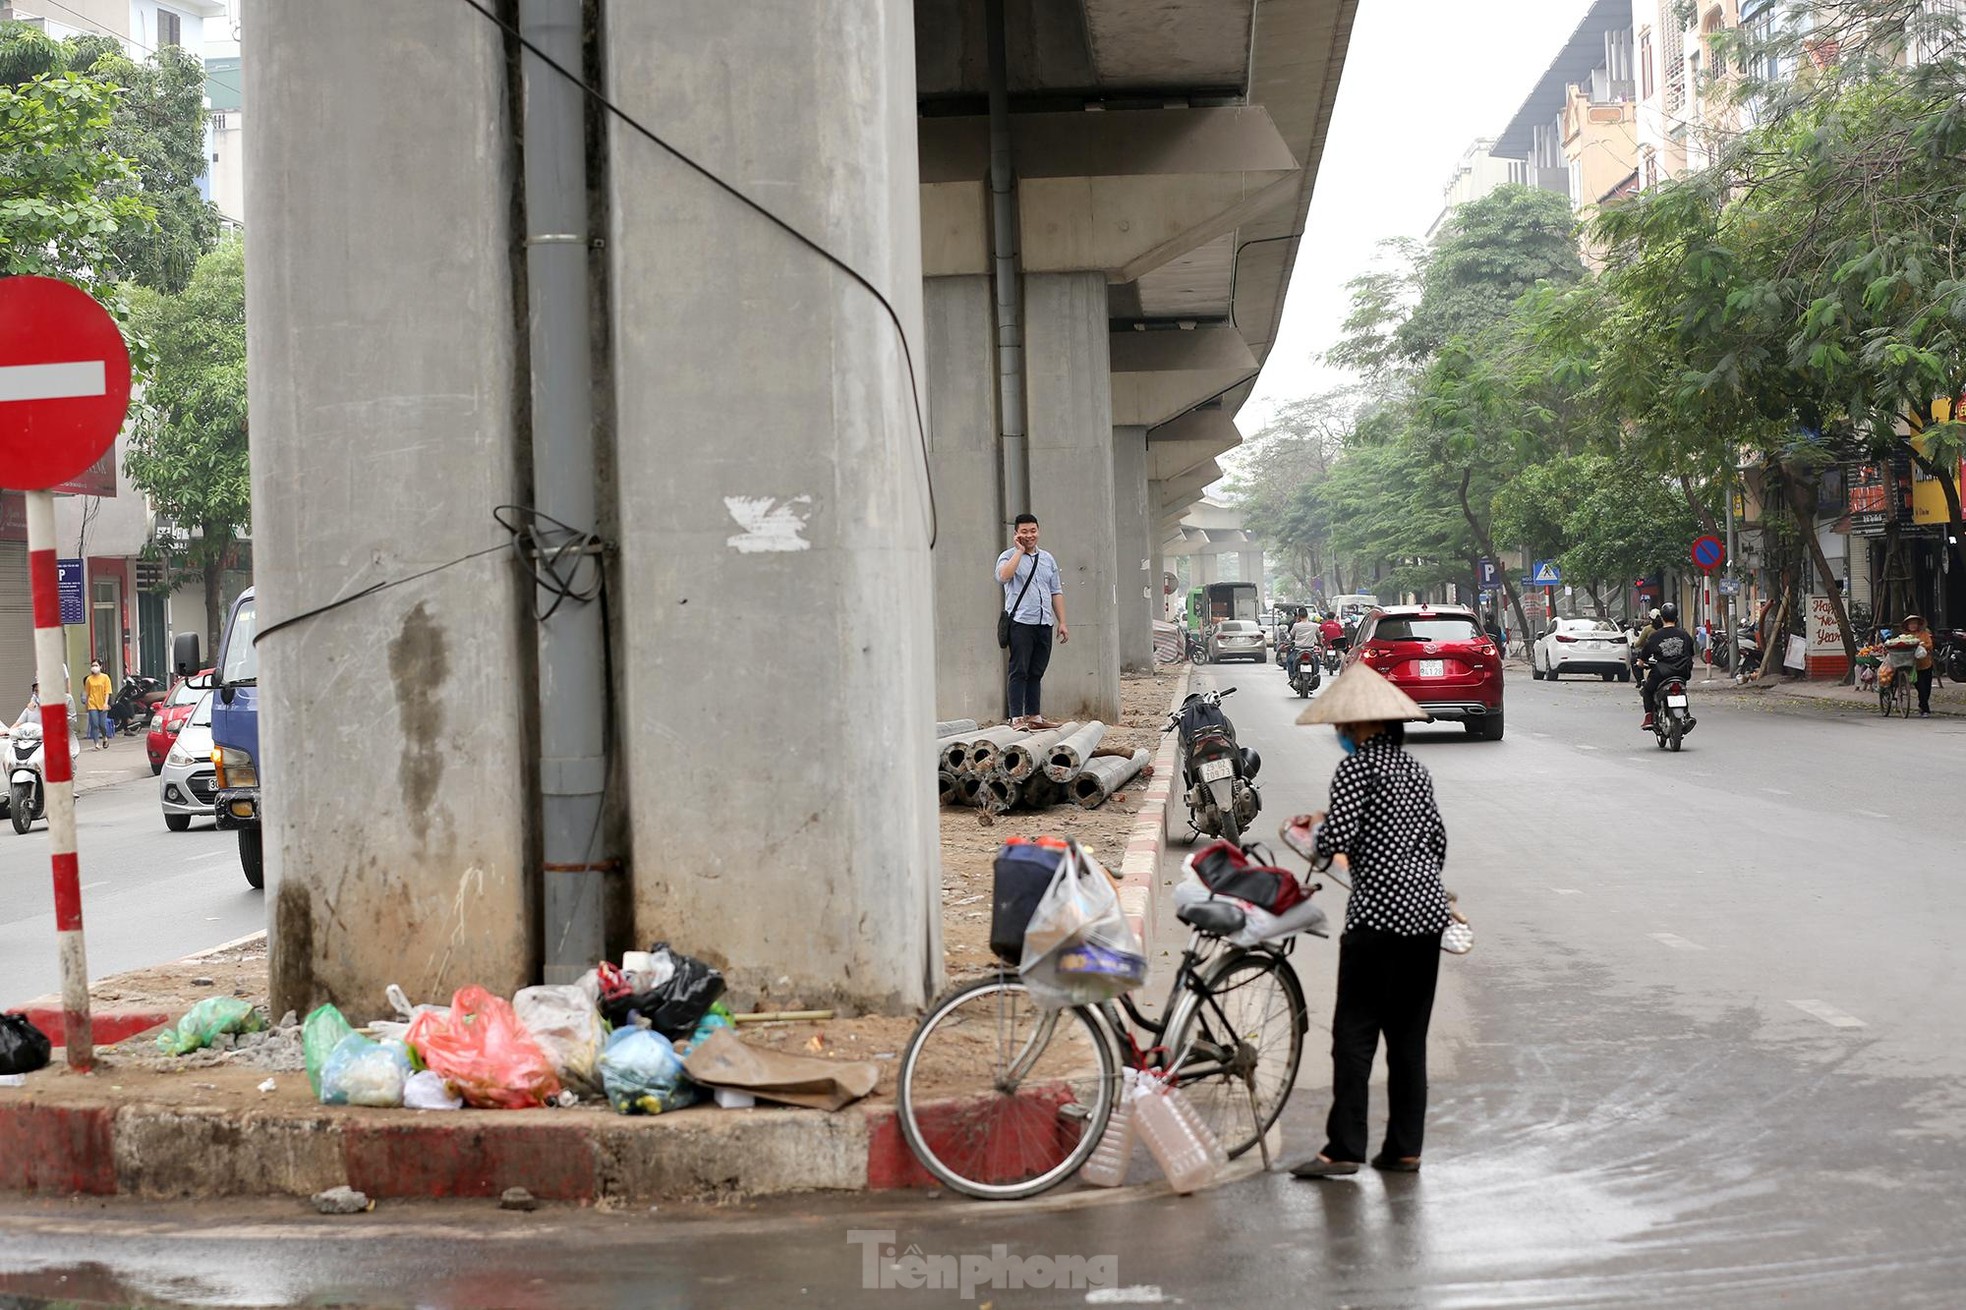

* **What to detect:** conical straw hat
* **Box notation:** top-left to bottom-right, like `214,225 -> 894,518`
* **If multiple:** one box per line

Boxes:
1296,662 -> 1431,725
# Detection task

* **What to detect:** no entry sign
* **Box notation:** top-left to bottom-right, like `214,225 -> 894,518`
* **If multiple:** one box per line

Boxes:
0,276 -> 133,491
1691,534 -> 1725,572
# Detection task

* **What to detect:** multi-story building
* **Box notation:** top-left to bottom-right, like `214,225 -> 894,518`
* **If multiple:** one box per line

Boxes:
1425,140 -> 1529,242
1491,0 -> 1638,222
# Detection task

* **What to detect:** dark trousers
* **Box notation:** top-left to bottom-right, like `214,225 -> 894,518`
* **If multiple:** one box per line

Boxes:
1006,620 -> 1053,718
1323,926 -> 1442,1163
1641,666 -> 1689,715
1917,666 -> 1934,713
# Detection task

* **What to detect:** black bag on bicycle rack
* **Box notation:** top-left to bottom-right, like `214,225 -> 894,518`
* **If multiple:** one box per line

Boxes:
990,837 -> 1068,963
1188,839 -> 1308,914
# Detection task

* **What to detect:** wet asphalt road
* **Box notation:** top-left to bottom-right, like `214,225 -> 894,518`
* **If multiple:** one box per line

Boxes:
1,665 -> 1963,1307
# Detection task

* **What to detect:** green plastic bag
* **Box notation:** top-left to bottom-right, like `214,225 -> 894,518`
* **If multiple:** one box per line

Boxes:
303,1003 -> 355,1096
155,997 -> 265,1056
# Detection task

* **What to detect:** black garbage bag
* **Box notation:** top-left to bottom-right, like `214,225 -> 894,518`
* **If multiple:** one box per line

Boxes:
600,943 -> 725,1041
0,1012 -> 52,1075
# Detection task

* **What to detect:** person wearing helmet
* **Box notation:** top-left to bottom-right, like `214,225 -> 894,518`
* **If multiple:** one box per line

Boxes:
1637,602 -> 1697,730
1287,663 -> 1452,1180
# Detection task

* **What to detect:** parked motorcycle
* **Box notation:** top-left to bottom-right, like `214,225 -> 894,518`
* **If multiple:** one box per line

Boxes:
1732,621 -> 1762,682
5,721 -> 76,835
1939,629 -> 1966,685
1164,687 -> 1261,846
109,673 -> 165,736
1289,646 -> 1323,698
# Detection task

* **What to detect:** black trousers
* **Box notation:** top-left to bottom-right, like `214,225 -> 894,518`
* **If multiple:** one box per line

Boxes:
1006,620 -> 1054,718
1917,665 -> 1934,713
1641,666 -> 1690,715
1323,926 -> 1443,1163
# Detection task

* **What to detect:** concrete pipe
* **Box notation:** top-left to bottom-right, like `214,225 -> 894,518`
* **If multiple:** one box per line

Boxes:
938,770 -> 964,806
998,721 -> 1081,782
1043,720 -> 1108,783
935,718 -> 980,739
937,733 -> 973,774
958,774 -> 988,807
963,725 -> 1029,778
1070,748 -> 1149,809
982,775 -> 1020,815
1019,773 -> 1064,811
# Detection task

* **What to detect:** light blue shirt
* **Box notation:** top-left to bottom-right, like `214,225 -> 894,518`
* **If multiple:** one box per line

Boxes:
997,548 -> 1061,626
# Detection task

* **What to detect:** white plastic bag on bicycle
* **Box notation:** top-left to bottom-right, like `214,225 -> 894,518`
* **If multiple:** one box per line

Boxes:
1018,842 -> 1147,1009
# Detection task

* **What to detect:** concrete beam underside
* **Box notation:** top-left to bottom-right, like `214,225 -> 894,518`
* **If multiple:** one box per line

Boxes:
607,0 -> 937,1014
244,1 -> 536,1019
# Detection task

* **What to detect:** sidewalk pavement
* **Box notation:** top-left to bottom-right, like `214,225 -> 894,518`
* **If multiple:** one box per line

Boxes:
72,729 -> 156,797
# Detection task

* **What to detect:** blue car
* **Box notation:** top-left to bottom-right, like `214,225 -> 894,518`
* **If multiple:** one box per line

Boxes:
210,587 -> 262,889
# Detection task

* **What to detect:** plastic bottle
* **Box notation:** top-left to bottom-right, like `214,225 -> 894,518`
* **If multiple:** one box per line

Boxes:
1080,1070 -> 1139,1187
1134,1078 -> 1226,1194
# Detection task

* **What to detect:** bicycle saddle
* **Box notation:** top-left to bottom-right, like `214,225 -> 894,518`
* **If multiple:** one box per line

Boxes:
1176,899 -> 1248,937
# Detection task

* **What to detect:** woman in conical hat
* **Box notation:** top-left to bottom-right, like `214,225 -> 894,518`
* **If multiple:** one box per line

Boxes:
1288,662 -> 1454,1181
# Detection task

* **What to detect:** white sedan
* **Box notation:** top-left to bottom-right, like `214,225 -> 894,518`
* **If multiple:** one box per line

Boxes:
1532,617 -> 1632,682
159,691 -> 218,831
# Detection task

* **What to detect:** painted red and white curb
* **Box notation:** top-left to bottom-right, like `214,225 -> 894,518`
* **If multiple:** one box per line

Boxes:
1116,669 -> 1188,951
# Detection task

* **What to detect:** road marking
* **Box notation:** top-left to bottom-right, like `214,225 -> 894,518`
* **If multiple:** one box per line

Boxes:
1857,808 -> 1890,820
1551,887 -> 1583,895
1761,787 -> 1792,796
1531,732 -> 1551,739
1575,744 -> 1600,751
1649,932 -> 1705,951
1789,999 -> 1866,1028
79,880 -> 107,891
0,360 -> 107,402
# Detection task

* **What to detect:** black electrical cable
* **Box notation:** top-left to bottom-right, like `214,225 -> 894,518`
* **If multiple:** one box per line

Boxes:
252,539 -> 514,647
456,0 -> 939,550
492,504 -> 605,624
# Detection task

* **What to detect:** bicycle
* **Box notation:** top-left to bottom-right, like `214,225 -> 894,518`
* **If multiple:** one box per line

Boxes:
896,868 -> 1319,1200
1880,647 -> 1917,718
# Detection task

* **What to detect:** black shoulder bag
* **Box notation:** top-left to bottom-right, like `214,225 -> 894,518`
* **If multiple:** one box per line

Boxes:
998,554 -> 1040,649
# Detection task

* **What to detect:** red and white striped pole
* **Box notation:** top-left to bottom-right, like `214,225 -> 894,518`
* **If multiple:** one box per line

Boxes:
24,489 -> 92,1070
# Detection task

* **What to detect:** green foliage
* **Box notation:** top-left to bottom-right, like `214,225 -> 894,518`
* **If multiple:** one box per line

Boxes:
0,71 -> 152,302
125,236 -> 251,612
82,44 -> 220,293
1396,186 -> 1587,362
0,19 -> 64,85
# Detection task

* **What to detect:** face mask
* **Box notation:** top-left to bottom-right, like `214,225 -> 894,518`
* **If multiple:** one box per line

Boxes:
1337,730 -> 1357,756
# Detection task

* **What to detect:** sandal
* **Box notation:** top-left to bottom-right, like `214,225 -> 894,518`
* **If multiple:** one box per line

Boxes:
1370,1154 -> 1421,1173
1290,1156 -> 1360,1179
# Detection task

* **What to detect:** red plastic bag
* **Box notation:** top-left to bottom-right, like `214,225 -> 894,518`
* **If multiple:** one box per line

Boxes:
406,986 -> 563,1109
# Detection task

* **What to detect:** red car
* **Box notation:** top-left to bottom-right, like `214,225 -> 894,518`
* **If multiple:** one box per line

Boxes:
1344,605 -> 1505,740
146,669 -> 214,774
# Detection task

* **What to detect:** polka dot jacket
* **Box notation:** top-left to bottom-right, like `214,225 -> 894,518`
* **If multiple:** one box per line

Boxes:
1311,733 -> 1453,936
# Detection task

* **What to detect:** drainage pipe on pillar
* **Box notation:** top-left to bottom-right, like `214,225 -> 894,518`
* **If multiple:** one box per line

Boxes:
521,0 -> 611,982
986,0 -> 1028,521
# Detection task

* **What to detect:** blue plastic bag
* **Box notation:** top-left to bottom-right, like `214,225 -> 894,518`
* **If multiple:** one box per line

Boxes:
319,1032 -> 413,1107
598,1026 -> 699,1115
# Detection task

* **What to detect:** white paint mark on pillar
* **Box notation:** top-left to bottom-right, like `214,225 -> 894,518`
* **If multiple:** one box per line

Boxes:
1789,999 -> 1866,1028
723,496 -> 813,553
1649,932 -> 1705,951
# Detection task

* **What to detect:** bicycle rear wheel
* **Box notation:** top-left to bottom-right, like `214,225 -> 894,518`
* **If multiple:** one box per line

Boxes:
897,975 -> 1117,1200
1896,678 -> 1914,718
1162,951 -> 1306,1159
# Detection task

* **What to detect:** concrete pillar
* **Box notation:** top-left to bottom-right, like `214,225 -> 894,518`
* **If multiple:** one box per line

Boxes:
606,0 -> 937,1013
925,276 -> 1004,724
1024,272 -> 1120,722
245,1 -> 535,1017
1114,425 -> 1154,671
1240,549 -> 1264,595
1197,552 -> 1219,585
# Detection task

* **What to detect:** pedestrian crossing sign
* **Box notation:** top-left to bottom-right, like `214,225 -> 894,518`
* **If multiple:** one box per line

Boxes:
1532,560 -> 1562,586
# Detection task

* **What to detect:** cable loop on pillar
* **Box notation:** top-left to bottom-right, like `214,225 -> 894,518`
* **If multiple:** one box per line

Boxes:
492,504 -> 608,623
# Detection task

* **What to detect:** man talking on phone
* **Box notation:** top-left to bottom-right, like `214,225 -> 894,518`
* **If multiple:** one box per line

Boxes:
995,514 -> 1068,730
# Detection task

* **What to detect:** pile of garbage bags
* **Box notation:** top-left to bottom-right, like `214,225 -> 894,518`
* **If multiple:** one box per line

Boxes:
222,942 -> 880,1117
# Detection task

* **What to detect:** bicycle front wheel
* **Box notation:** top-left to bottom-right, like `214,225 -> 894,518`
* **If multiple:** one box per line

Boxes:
898,975 -> 1117,1200
1162,951 -> 1306,1159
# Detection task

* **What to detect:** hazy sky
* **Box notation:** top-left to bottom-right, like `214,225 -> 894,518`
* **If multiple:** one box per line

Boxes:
1242,0 -> 1594,428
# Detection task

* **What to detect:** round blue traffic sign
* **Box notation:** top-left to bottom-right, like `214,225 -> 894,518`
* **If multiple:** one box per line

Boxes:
1691,535 -> 1724,571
